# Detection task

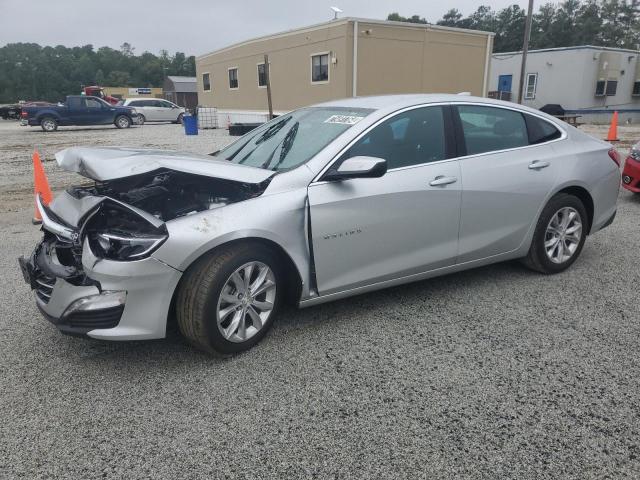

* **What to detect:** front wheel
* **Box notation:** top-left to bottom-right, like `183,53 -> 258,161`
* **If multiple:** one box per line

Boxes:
137,114 -> 145,126
175,113 -> 184,124
522,193 -> 588,274
115,115 -> 131,129
40,117 -> 58,132
176,243 -> 282,355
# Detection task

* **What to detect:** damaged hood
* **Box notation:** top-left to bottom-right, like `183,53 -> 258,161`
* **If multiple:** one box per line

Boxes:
55,147 -> 275,183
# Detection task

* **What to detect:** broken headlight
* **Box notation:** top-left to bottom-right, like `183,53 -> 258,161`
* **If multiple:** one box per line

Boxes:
84,201 -> 168,261
89,231 -> 167,260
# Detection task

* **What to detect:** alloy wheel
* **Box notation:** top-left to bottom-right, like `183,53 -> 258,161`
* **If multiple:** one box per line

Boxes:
544,207 -> 582,264
42,119 -> 55,131
216,261 -> 276,343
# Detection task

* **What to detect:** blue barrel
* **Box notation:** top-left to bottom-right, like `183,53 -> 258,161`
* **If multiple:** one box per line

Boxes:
183,115 -> 198,135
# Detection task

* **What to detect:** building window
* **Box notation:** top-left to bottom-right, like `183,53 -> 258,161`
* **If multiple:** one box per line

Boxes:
595,80 -> 605,96
228,68 -> 238,89
257,63 -> 270,87
202,73 -> 211,92
605,80 -> 618,96
524,73 -> 537,99
311,53 -> 329,83
633,81 -> 640,96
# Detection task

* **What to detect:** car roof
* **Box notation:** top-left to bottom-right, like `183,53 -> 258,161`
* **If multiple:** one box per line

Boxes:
316,94 -> 532,112
314,94 -> 567,125
124,98 -> 167,102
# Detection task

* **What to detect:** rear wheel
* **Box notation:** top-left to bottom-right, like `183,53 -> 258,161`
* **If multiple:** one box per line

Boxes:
40,117 -> 58,132
522,193 -> 587,274
115,115 -> 131,129
176,243 -> 282,355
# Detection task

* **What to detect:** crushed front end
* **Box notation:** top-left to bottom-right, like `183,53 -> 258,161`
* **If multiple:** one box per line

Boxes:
19,147 -> 273,341
19,194 -> 181,339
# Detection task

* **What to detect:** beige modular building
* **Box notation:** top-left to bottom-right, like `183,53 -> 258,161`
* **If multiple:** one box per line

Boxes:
196,17 -> 494,115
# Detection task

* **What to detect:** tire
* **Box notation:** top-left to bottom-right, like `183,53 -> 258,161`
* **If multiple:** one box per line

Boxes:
175,113 -> 184,124
115,115 -> 131,129
40,117 -> 58,132
522,193 -> 588,274
137,114 -> 145,125
176,243 -> 283,355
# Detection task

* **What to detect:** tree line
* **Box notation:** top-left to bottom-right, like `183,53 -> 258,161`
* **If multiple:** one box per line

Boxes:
389,0 -> 640,53
0,42 -> 195,103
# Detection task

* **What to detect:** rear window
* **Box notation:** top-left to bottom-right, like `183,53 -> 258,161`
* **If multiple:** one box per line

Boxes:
525,114 -> 562,144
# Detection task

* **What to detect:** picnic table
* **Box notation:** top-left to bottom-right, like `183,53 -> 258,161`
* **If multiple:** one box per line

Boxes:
555,114 -> 582,127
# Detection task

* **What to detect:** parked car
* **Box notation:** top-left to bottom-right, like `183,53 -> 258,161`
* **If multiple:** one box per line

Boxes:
622,142 -> 640,193
19,95 -> 620,355
120,98 -> 185,124
21,95 -> 140,131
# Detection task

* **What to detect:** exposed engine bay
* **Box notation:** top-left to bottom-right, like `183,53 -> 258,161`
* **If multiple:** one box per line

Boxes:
67,169 -> 271,222
27,169 -> 272,289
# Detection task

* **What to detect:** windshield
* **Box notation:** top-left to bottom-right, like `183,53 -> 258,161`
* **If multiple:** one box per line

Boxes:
215,107 -> 374,171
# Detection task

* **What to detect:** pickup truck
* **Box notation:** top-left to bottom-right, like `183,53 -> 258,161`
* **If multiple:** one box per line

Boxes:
21,95 -> 140,132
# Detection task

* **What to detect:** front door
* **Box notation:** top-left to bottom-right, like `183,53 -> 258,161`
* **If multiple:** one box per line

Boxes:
84,97 -> 110,125
308,105 -> 462,296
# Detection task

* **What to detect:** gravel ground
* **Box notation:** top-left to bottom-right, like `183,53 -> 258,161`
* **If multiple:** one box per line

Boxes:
0,120 -> 639,479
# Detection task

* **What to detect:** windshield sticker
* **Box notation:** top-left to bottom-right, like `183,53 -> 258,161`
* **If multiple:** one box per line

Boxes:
324,115 -> 364,125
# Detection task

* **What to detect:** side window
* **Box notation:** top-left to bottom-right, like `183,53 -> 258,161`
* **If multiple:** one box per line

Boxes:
311,54 -> 329,83
343,106 -> 447,169
129,100 -> 142,107
67,97 -> 82,109
456,105 -> 528,155
525,114 -> 562,144
86,98 -> 103,109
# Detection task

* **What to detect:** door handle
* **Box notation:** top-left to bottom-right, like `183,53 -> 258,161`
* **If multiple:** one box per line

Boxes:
429,175 -> 458,187
528,160 -> 550,170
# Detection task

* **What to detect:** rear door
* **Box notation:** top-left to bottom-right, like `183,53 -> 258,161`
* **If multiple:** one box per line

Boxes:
308,105 -> 462,295
131,100 -> 154,121
453,103 -> 562,263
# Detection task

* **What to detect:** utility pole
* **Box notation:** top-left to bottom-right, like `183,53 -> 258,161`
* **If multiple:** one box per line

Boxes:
517,0 -> 534,104
264,54 -> 274,120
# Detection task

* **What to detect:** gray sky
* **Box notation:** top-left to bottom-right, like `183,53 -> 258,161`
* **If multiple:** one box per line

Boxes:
0,0 -> 520,56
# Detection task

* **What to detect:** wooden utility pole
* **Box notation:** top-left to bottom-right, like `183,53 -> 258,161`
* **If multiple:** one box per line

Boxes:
264,54 -> 273,119
517,0 -> 535,104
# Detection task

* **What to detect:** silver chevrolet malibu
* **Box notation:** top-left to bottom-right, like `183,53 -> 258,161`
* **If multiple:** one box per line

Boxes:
19,95 -> 620,355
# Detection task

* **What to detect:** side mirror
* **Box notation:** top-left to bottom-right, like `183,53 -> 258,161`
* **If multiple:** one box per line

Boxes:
322,156 -> 387,181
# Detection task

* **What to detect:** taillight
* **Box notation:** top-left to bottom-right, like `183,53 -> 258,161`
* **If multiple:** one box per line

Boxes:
20,111 -> 28,118
608,148 -> 620,166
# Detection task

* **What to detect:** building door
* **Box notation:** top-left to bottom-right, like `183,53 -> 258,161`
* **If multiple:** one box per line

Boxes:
498,75 -> 513,93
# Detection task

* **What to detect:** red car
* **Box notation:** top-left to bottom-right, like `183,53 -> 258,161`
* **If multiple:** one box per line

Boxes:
622,143 -> 640,193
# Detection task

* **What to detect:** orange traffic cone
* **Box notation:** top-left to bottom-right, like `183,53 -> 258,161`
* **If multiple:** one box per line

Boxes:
606,111 -> 619,142
32,149 -> 53,224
